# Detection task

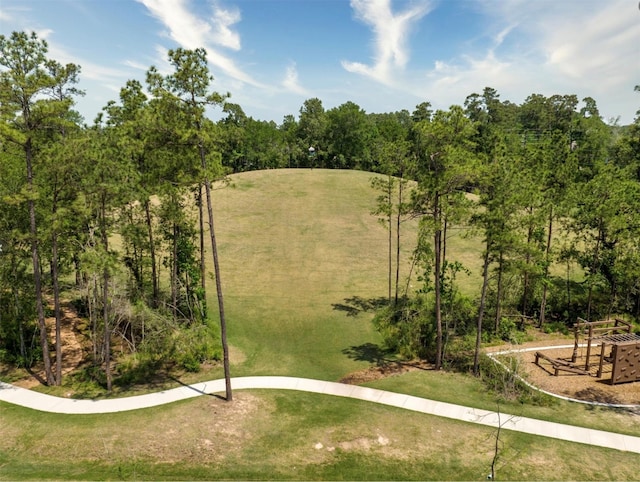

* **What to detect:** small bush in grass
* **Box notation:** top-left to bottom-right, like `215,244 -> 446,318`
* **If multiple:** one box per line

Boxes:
479,354 -> 555,406
372,296 -> 436,360
442,334 -> 475,371
115,354 -> 164,388
65,366 -> 107,398
543,320 -> 570,336
497,317 -> 527,344
171,324 -> 221,372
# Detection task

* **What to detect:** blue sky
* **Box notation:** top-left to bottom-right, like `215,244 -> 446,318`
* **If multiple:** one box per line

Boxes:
1,0 -> 639,124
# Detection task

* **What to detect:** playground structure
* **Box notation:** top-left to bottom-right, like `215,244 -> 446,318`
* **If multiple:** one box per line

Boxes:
534,318 -> 640,385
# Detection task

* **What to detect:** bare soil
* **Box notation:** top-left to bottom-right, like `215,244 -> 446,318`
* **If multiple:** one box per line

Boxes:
488,341 -> 640,406
339,360 -> 433,384
10,301 -> 87,389
340,339 -> 640,407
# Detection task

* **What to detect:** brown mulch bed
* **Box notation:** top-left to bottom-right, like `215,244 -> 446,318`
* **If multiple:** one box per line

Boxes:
341,339 -> 640,406
491,342 -> 640,406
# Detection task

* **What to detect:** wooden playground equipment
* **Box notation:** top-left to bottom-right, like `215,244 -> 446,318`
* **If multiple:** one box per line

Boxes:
534,318 -> 640,385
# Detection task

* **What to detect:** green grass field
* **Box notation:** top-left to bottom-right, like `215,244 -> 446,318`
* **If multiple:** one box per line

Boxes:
211,168 -> 484,380
210,169 -> 420,379
1,169 -> 639,480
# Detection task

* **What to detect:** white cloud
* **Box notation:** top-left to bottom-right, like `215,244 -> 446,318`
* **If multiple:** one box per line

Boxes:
39,31 -> 132,82
396,0 -> 639,122
538,1 -> 638,88
138,0 -> 212,49
137,0 -> 263,87
123,59 -> 149,71
282,62 -> 309,97
211,1 -> 241,50
342,0 -> 433,85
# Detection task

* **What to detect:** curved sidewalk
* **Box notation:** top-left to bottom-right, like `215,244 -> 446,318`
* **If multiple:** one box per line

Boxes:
1,376 -> 639,454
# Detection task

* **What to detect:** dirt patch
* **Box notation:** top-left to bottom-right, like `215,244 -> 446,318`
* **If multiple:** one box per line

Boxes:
13,301 -> 87,389
341,339 -> 640,407
492,343 -> 640,406
339,360 -> 432,384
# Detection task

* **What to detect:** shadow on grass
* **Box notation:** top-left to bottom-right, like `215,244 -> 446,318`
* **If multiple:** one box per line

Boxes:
168,376 -> 226,401
341,343 -> 432,384
332,296 -> 389,317
342,342 -> 395,367
342,342 -> 430,370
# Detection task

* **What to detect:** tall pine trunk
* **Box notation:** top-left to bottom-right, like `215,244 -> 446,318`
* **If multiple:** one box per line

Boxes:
51,229 -> 62,385
388,178 -> 393,303
26,138 -> 54,385
144,200 -> 159,308
475,246 -> 491,375
495,251 -> 504,333
198,140 -> 232,401
100,195 -> 112,393
521,208 -> 534,316
198,185 -> 207,301
394,177 -> 404,305
538,206 -> 553,328
433,191 -> 443,370
171,222 -> 178,322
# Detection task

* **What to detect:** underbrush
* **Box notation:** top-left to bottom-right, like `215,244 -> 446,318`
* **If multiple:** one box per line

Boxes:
479,353 -> 556,406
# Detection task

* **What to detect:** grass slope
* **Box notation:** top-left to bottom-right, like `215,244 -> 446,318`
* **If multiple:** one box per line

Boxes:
209,169 -> 414,380
209,168 -> 482,380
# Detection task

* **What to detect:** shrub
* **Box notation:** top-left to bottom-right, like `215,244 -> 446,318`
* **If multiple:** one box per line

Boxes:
479,354 -> 555,406
497,317 -> 527,344
372,296 -> 435,360
171,323 -> 221,372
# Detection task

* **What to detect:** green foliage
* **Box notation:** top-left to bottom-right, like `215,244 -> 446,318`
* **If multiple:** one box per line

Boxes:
478,354 -> 556,406
496,317 -> 527,344
171,323 -> 221,372
441,334 -> 476,371
64,366 -> 108,398
372,297 -> 435,359
542,320 -> 570,336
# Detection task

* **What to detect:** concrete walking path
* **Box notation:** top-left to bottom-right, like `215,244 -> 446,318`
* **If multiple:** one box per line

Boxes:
1,376 -> 639,454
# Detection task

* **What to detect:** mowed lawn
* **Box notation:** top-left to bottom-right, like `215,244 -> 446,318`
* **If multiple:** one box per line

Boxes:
209,169 -> 418,379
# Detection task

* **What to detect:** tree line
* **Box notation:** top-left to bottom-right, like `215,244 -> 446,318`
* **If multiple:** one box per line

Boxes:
1,30 -> 639,388
370,88 -> 640,374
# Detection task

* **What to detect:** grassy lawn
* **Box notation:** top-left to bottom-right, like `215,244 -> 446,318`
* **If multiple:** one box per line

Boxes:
209,169 -> 419,379
365,370 -> 640,437
1,389 -> 639,481
209,169 -> 485,380
2,168 -> 638,480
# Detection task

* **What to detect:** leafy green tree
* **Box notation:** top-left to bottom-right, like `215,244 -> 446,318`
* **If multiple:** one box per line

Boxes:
412,105 -> 477,369
569,158 -> 640,318
147,47 -> 232,401
298,98 -> 328,168
326,101 -> 374,169
218,102 -> 248,172
40,60 -> 84,384
411,102 -> 433,123
465,88 -> 523,373
371,173 -> 396,302
517,94 -> 579,325
104,80 -> 163,307
0,31 -> 83,385
280,114 -> 302,168
243,118 -> 287,170
0,140 -> 37,366
80,117 -> 137,392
